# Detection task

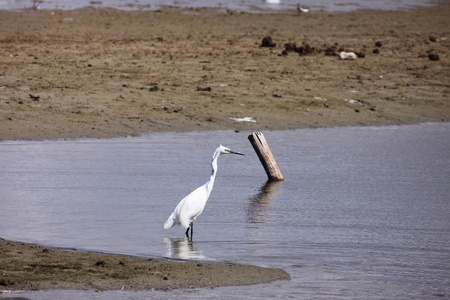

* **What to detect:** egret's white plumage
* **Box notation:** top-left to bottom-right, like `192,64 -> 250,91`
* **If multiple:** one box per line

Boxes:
297,4 -> 310,13
164,145 -> 244,239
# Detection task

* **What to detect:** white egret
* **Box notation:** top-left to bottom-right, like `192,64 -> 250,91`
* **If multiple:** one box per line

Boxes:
297,4 -> 310,13
164,145 -> 244,240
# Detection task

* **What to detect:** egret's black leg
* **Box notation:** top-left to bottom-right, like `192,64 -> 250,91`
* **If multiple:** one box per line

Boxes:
185,223 -> 193,240
190,223 -> 193,241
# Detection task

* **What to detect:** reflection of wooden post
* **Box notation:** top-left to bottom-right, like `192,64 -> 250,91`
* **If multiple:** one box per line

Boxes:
248,132 -> 284,181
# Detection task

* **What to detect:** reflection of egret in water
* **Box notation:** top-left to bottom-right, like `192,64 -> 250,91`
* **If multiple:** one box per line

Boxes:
163,237 -> 206,260
247,180 -> 282,224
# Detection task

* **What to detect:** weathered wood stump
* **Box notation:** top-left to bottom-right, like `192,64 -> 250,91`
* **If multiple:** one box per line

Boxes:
248,132 -> 284,181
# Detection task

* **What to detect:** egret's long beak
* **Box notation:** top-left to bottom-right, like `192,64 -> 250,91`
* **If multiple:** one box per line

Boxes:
229,150 -> 245,156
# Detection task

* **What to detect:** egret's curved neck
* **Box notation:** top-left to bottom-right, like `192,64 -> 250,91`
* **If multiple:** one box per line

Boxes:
206,149 -> 221,194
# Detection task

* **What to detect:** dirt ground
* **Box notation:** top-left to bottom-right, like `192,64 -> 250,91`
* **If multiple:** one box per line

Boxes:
0,3 -> 449,292
0,238 -> 290,291
0,4 -> 449,141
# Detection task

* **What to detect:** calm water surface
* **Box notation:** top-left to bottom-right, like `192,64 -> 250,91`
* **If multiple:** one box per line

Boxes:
0,0 -> 441,12
1,123 -> 449,299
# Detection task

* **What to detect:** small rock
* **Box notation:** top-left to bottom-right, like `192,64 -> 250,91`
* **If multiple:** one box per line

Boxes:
373,48 -> 380,54
324,47 -> 337,56
197,86 -> 211,92
261,36 -> 276,47
296,44 -> 315,55
429,35 -> 437,42
375,41 -> 382,47
428,54 -> 439,61
29,94 -> 40,101
283,42 -> 297,52
95,261 -> 106,267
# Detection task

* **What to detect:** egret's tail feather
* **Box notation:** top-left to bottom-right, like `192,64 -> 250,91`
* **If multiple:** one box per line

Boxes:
164,215 -> 176,229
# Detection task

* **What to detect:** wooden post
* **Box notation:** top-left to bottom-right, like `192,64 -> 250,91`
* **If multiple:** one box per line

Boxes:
248,132 -> 284,181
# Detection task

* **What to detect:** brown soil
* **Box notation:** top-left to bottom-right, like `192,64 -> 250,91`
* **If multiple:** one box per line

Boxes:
0,5 -> 449,141
0,238 -> 290,291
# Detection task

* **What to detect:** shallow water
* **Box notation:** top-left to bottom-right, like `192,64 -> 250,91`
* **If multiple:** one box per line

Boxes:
1,123 -> 450,299
0,0 -> 441,12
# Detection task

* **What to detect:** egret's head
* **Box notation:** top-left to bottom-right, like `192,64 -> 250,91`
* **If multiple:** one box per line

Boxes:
219,145 -> 244,156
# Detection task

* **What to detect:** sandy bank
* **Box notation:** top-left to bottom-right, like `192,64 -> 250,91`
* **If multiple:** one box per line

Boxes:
0,238 -> 290,291
0,5 -> 449,141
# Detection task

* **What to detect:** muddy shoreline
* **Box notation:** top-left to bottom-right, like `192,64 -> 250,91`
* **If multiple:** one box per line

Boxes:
0,238 -> 290,291
1,5 -> 449,141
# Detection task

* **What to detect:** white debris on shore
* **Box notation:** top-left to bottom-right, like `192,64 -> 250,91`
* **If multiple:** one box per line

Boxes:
230,117 -> 257,123
339,52 -> 357,60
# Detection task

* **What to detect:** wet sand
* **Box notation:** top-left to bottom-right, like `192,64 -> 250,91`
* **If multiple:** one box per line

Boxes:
0,4 -> 449,141
0,3 -> 449,291
0,238 -> 290,291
